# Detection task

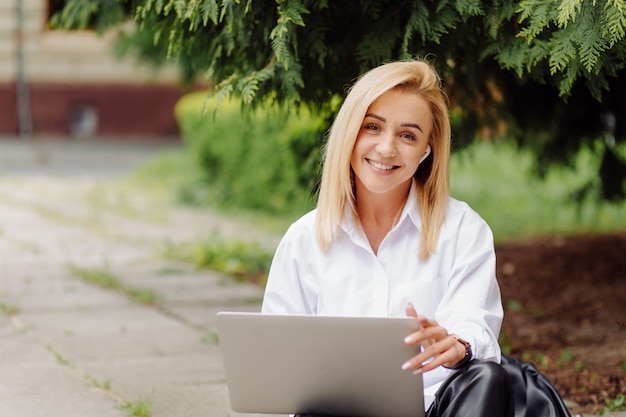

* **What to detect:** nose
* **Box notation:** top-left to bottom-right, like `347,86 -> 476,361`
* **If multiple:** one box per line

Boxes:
374,132 -> 396,157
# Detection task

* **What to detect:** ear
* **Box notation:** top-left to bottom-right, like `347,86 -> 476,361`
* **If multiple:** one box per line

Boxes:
419,145 -> 432,164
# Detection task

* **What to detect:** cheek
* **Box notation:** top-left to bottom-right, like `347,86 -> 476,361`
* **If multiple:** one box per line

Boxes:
405,148 -> 425,169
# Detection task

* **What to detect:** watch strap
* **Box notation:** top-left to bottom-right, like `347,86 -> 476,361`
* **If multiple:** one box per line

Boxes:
445,334 -> 472,370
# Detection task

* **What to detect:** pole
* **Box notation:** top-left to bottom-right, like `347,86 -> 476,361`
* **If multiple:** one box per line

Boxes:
15,0 -> 33,138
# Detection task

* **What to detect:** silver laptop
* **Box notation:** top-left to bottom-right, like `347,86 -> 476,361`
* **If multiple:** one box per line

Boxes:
216,312 -> 425,417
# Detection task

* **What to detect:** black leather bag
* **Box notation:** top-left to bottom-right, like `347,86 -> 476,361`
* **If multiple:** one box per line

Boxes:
500,355 -> 572,417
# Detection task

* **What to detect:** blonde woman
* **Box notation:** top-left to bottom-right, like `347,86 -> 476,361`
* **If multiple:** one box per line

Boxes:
262,59 -> 513,416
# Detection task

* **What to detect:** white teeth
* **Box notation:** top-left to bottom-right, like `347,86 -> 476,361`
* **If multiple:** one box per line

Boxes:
368,159 -> 395,170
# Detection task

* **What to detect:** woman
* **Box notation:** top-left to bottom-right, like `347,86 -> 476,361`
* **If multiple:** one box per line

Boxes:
262,59 -> 514,416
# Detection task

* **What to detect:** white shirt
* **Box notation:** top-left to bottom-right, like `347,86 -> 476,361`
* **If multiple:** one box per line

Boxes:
261,181 -> 503,407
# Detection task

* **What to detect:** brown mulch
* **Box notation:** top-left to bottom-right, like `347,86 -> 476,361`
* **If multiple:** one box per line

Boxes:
496,232 -> 626,415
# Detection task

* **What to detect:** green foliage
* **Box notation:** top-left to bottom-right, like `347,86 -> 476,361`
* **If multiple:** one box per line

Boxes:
163,235 -> 273,285
52,351 -> 73,367
498,331 -> 513,355
174,92 -> 322,215
119,392 -> 154,417
49,0 -> 626,103
600,394 -> 626,415
450,141 -> 626,241
68,264 -> 158,305
137,123 -> 626,242
0,302 -> 18,315
555,349 -> 586,371
533,352 -> 549,369
48,0 -> 130,34
506,299 -> 523,312
50,0 -> 626,201
557,348 -> 575,365
515,0 -> 625,78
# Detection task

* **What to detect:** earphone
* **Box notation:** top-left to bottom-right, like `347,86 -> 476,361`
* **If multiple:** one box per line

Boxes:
419,145 -> 432,163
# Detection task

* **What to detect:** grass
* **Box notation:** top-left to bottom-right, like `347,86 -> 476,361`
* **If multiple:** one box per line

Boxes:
162,235 -> 273,285
0,302 -> 18,315
67,264 -> 158,305
119,392 -> 154,417
46,345 -> 152,416
52,350 -> 73,367
88,376 -> 111,391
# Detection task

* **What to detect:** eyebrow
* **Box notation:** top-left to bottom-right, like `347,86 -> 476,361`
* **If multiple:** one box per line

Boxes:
364,113 -> 423,133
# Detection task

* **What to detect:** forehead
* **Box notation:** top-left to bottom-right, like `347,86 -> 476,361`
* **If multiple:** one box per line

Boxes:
366,89 -> 433,126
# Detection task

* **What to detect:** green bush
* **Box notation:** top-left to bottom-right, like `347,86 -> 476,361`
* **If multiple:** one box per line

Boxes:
175,92 -> 323,215
173,92 -> 626,238
450,141 -> 626,242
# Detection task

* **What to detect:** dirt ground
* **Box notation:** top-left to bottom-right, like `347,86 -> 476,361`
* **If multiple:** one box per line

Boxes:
495,232 -> 626,415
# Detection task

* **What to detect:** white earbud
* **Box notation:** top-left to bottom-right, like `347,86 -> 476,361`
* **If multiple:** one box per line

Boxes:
419,145 -> 432,163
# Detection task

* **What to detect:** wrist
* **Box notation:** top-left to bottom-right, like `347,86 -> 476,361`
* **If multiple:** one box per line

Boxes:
445,334 -> 472,370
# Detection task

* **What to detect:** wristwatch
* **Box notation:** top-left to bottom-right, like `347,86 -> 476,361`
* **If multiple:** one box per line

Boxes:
446,334 -> 472,370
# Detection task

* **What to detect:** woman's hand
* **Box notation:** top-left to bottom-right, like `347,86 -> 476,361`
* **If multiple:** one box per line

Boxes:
402,302 -> 466,373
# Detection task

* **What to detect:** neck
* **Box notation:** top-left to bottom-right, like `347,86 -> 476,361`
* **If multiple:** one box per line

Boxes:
355,180 -> 411,222
354,182 -> 411,254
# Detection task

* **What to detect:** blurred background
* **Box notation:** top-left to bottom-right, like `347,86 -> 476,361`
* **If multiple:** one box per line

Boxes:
1,0 -> 186,139
0,2 -> 624,415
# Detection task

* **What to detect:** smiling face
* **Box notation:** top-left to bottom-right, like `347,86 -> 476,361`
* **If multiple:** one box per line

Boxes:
350,88 -> 433,201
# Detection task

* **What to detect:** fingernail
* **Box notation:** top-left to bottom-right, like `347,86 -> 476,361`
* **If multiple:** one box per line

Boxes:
402,361 -> 412,370
404,336 -> 413,343
413,368 -> 423,375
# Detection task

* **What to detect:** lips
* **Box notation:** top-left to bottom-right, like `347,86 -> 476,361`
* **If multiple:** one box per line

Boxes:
367,158 -> 398,171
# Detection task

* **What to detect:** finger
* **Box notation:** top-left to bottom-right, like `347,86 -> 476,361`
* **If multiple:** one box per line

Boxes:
413,350 -> 456,374
412,336 -> 455,365
404,324 -> 448,345
415,314 -> 439,329
415,339 -> 459,373
402,335 -> 458,373
404,303 -> 424,347
405,302 -> 418,318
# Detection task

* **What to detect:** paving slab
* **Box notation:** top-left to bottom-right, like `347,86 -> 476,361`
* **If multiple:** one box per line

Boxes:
0,318 -> 125,417
75,354 -> 229,417
0,269 -> 129,311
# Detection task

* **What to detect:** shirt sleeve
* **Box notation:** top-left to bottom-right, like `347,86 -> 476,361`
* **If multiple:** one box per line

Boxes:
261,221 -> 319,315
435,208 -> 503,363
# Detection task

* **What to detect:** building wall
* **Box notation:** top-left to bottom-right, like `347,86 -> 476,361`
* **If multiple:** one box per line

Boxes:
0,0 -> 187,138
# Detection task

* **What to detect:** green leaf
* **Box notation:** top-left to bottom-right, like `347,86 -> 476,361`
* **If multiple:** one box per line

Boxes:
557,0 -> 583,28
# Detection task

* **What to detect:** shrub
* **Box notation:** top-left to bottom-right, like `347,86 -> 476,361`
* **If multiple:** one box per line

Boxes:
174,92 -> 323,215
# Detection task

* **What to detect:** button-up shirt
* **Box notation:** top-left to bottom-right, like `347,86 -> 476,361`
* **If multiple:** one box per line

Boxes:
262,181 -> 503,405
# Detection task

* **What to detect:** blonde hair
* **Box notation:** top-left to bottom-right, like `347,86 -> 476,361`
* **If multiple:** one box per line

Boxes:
315,59 -> 451,259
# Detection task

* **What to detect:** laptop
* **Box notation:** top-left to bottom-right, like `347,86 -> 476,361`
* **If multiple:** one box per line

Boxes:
216,312 -> 425,417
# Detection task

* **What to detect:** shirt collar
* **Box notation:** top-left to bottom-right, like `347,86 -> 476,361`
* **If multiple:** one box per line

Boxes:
341,179 -> 422,241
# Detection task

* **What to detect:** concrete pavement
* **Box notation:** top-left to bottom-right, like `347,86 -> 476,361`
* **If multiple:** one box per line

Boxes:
0,136 -> 281,417
0,137 -> 619,417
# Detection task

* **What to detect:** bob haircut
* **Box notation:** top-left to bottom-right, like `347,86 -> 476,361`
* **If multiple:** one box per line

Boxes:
315,59 -> 451,260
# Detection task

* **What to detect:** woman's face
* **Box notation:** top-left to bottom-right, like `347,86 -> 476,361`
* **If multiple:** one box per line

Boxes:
350,88 -> 433,199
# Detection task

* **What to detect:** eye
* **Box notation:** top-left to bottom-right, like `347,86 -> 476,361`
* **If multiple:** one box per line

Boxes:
400,132 -> 417,142
362,123 -> 380,132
